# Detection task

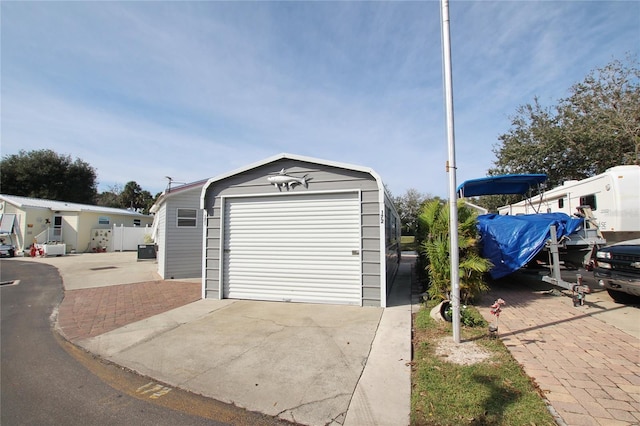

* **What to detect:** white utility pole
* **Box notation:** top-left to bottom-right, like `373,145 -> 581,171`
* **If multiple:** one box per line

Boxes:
440,0 -> 461,343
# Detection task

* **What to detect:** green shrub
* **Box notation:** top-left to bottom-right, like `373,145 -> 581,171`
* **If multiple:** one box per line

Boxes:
417,199 -> 493,304
444,304 -> 488,327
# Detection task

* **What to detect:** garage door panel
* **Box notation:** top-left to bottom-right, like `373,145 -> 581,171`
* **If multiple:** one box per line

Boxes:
226,265 -> 360,276
225,276 -> 361,288
223,193 -> 362,305
227,256 -> 360,266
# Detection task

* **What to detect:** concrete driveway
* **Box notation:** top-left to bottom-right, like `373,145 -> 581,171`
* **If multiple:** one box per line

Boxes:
35,251 -> 162,290
31,252 -> 412,426
82,299 -> 384,425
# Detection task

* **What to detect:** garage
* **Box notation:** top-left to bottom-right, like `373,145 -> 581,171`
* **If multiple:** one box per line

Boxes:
223,192 -> 361,305
200,153 -> 400,307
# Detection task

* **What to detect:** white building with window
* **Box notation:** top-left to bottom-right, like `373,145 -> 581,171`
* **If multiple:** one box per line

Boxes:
0,194 -> 153,255
149,180 -> 208,279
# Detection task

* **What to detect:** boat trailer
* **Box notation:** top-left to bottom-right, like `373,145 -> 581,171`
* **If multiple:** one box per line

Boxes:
458,174 -> 606,307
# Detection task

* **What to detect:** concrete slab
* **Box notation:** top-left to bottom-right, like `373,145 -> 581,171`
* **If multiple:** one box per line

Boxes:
344,259 -> 412,426
81,300 -> 384,426
47,250 -> 414,425
78,299 -> 232,356
33,252 -> 163,290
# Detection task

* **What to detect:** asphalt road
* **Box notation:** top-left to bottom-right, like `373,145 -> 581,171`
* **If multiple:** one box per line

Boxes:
0,259 -> 287,426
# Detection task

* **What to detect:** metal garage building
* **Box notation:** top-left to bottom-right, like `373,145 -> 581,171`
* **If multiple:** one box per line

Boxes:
149,179 -> 207,279
200,153 -> 400,307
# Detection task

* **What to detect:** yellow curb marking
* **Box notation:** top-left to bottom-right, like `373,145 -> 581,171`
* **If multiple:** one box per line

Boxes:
136,381 -> 172,399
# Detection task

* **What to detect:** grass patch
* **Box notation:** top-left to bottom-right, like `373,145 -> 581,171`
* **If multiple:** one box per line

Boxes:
401,235 -> 419,252
411,301 -> 556,426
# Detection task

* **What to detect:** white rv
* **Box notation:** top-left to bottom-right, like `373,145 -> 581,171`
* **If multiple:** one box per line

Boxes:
498,165 -> 640,243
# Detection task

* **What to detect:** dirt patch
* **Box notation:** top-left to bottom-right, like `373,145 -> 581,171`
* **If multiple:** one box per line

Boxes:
434,336 -> 491,366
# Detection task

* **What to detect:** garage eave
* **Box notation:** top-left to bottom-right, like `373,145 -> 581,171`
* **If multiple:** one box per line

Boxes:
200,152 -> 385,209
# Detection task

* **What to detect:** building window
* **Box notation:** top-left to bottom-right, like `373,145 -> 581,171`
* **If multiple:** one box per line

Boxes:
98,216 -> 110,225
133,219 -> 141,226
177,209 -> 197,227
579,194 -> 597,211
558,198 -> 564,209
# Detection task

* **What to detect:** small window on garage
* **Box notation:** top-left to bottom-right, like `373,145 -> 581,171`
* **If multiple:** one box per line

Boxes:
177,208 -> 197,227
579,194 -> 597,211
133,219 -> 141,226
98,216 -> 110,225
558,198 -> 564,209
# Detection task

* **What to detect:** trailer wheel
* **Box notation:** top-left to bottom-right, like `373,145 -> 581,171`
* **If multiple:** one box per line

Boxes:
606,289 -> 640,305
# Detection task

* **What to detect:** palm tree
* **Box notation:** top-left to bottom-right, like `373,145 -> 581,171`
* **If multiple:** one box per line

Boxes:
418,199 -> 492,304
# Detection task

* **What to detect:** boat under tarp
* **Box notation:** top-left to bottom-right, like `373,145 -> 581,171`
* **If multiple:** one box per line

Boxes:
477,213 -> 583,279
457,173 -> 599,279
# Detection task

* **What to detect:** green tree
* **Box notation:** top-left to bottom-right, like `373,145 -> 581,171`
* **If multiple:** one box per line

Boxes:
417,199 -> 492,304
0,149 -> 97,204
119,181 -> 155,214
392,188 -> 431,236
96,184 -> 123,208
96,182 -> 156,214
490,56 -> 639,190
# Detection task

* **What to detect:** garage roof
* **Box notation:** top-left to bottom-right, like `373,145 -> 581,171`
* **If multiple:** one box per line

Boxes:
200,153 -> 385,209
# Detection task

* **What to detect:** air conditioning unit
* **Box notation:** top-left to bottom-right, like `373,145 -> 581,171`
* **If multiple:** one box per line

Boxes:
137,244 -> 156,260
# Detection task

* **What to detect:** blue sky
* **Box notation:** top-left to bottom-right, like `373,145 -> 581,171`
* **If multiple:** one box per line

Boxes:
2,1 -> 638,198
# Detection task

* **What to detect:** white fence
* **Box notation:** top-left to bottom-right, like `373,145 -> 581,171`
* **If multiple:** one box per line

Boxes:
111,224 -> 153,252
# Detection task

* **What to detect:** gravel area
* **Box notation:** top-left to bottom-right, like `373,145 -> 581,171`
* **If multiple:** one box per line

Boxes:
434,337 -> 492,366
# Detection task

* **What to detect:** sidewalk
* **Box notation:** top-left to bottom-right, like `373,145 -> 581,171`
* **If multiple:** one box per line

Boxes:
479,279 -> 640,426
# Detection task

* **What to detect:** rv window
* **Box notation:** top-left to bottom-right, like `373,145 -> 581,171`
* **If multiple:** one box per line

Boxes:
579,194 -> 597,211
177,208 -> 197,227
558,198 -> 564,209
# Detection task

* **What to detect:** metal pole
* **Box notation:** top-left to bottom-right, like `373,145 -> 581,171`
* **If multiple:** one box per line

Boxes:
441,0 -> 461,343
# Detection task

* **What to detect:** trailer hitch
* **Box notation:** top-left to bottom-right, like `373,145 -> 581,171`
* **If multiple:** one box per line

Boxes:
542,225 -> 592,307
571,274 -> 590,306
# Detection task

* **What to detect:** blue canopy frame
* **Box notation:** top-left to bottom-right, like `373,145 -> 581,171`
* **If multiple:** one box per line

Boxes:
457,174 -> 547,198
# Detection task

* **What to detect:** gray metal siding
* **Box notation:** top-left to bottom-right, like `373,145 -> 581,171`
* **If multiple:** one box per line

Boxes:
203,159 -> 382,306
384,192 -> 401,295
155,206 -> 167,278
162,188 -> 203,279
361,190 -> 381,306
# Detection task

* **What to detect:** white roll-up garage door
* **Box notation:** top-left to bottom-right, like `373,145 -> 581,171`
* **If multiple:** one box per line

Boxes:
223,192 -> 362,305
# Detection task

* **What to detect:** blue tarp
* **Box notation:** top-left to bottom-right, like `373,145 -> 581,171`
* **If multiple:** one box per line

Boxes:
477,213 -> 583,279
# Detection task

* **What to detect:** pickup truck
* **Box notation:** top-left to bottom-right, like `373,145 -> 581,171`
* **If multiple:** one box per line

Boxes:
594,239 -> 640,304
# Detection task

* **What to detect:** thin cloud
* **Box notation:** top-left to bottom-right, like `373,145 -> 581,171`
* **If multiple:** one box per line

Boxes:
2,1 -> 638,198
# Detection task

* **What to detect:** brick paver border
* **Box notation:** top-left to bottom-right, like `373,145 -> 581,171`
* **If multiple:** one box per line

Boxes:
57,281 -> 201,341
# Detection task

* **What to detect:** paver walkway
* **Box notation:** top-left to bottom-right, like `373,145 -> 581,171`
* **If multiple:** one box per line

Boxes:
480,280 -> 640,426
57,280 -> 200,341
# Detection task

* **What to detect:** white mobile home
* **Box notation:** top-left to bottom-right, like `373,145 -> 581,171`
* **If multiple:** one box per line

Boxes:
498,165 -> 640,243
149,180 -> 208,279
200,153 -> 401,307
0,194 -> 153,254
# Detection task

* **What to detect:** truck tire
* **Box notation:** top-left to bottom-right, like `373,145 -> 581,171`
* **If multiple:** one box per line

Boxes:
606,289 -> 640,305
